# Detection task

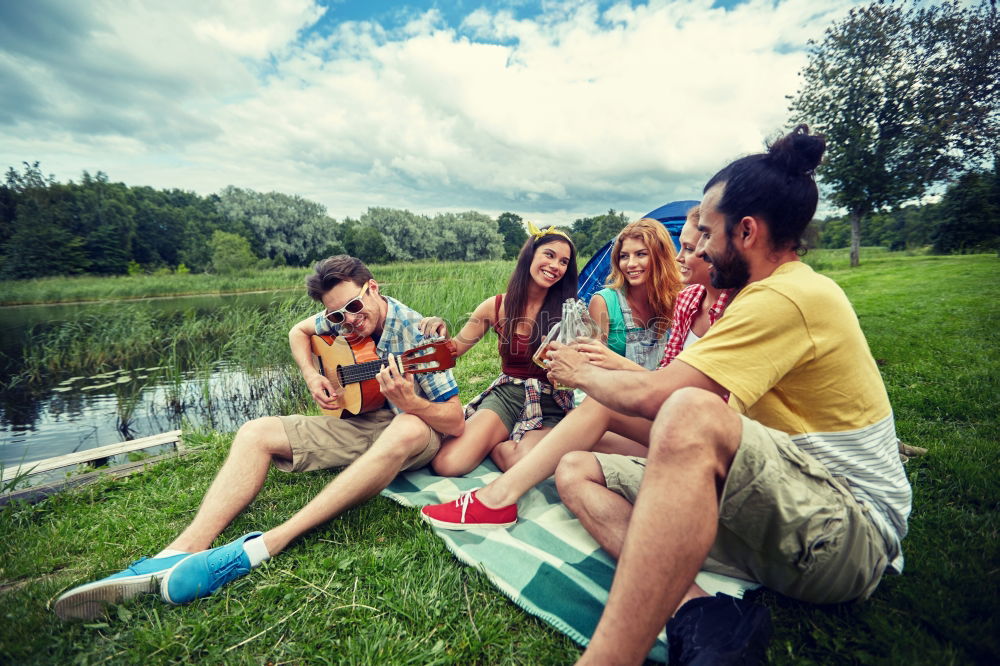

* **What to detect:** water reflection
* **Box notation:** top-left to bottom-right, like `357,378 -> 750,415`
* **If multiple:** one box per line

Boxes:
1,291 -> 305,474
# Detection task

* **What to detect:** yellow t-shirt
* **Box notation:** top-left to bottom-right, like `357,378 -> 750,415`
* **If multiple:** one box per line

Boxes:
679,261 -> 911,569
679,261 -> 890,434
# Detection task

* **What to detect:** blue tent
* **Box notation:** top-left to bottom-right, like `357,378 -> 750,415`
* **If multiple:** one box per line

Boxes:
577,199 -> 699,304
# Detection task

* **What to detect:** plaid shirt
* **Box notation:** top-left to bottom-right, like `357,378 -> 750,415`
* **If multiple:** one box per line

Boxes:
464,373 -> 574,441
314,295 -> 459,414
658,285 -> 734,369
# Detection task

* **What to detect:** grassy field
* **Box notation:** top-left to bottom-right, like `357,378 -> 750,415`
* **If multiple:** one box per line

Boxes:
1,252 -> 998,664
0,247 -> 903,306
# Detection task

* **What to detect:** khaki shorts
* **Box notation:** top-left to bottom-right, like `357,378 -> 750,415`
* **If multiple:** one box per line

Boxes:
275,409 -> 442,473
593,453 -> 646,503
593,415 -> 889,604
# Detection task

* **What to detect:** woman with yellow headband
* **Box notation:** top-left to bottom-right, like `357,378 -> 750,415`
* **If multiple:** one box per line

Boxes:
418,223 -> 579,476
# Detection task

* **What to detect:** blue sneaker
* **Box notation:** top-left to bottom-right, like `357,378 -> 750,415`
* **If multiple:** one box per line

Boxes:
53,553 -> 190,621
160,532 -> 262,605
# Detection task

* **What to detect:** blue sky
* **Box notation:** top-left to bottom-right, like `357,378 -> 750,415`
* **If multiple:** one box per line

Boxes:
0,0 -> 861,226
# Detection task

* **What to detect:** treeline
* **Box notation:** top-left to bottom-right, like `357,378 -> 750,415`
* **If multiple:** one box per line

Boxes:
0,163 -> 538,279
814,164 -> 1000,253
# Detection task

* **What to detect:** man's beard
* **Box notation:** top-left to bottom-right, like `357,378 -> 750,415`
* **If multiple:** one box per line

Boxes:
706,236 -> 750,290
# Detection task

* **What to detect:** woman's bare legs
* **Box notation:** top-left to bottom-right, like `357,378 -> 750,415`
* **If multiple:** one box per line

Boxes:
490,427 -> 552,471
431,409 -> 509,477
475,397 -> 651,508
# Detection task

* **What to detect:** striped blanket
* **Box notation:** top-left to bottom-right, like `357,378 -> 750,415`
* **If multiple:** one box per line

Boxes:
382,461 -> 758,662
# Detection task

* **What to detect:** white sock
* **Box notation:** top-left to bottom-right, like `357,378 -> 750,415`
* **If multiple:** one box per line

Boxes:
243,534 -> 271,568
153,548 -> 188,559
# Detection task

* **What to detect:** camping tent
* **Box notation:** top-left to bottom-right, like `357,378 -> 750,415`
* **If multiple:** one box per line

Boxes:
577,199 -> 698,304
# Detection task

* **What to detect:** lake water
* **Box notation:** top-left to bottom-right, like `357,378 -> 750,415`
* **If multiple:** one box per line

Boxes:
0,291 -> 300,483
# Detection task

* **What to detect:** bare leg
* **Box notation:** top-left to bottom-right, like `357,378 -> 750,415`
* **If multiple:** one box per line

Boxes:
431,409 -> 509,477
592,431 -> 648,457
556,451 -> 711,611
262,414 -> 431,555
578,388 -> 743,665
476,397 -> 651,508
555,451 -> 630,558
490,427 -> 551,471
167,416 -> 292,553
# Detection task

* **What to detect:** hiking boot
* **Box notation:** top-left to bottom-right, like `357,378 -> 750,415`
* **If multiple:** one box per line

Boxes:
53,553 -> 190,621
160,532 -> 262,605
420,490 -> 517,530
666,593 -> 772,665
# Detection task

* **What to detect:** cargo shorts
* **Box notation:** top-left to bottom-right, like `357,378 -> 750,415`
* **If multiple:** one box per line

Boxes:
275,409 -> 442,473
594,414 -> 889,604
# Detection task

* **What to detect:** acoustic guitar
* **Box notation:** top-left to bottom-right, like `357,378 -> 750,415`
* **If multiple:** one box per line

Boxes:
310,335 -> 457,418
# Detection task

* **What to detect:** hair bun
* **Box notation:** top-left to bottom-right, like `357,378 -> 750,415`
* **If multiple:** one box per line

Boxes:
768,124 -> 825,176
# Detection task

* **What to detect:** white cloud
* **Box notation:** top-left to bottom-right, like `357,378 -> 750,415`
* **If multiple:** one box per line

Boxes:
0,0 -> 860,226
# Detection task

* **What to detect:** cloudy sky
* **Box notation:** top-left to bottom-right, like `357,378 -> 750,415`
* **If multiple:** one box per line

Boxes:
0,0 -> 861,226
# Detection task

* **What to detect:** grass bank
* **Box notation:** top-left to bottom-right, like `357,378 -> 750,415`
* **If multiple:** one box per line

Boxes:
1,253 -> 998,664
0,260 -> 515,306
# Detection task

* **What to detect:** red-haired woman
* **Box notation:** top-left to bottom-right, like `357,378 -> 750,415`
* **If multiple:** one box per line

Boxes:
583,218 -> 684,371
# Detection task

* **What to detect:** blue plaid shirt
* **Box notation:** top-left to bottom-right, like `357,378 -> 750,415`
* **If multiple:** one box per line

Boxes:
314,295 -> 459,414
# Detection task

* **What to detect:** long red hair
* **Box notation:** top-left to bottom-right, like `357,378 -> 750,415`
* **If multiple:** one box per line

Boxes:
606,218 -> 682,336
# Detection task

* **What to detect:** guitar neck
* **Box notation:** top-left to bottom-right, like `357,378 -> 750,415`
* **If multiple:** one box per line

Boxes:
337,358 -> 391,386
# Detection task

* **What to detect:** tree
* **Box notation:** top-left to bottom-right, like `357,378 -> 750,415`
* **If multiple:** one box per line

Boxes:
209,230 -> 257,274
497,212 -> 528,258
570,210 -> 629,258
343,224 -> 389,264
360,207 -> 438,261
216,186 -> 338,266
933,162 -> 1000,253
790,0 -> 999,266
434,211 -> 504,261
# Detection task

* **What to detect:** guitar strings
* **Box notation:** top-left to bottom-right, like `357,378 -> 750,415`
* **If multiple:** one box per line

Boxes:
338,356 -> 442,385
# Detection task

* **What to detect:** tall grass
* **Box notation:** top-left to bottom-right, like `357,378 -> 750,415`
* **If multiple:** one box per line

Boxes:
0,260 -> 517,306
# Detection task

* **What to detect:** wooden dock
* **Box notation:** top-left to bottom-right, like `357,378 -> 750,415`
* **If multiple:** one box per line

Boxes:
1,430 -> 186,506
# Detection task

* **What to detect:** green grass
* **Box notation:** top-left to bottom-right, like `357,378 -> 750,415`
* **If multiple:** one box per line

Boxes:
0,260 -> 515,306
1,253 -> 999,664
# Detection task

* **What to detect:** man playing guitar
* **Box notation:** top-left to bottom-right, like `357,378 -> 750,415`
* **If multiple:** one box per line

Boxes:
55,255 -> 463,620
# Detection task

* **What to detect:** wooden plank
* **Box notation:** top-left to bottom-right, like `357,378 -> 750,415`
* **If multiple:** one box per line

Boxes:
0,449 -> 192,507
1,430 -> 182,484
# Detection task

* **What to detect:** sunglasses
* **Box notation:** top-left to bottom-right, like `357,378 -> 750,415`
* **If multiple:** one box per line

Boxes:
326,282 -> 370,324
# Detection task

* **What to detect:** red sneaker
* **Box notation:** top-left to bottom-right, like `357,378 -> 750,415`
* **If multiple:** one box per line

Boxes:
421,490 -> 517,530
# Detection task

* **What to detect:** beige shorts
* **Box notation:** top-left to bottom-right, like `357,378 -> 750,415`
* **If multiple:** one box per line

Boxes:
275,409 -> 442,473
593,415 -> 889,604
593,453 -> 646,503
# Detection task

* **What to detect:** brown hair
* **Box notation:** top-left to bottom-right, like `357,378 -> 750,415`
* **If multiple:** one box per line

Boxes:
500,234 -> 579,357
305,255 -> 374,301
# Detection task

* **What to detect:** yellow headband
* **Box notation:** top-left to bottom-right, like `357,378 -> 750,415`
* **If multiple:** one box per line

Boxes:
527,220 -> 571,243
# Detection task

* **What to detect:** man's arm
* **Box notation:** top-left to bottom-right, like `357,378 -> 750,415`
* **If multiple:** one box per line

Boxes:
546,342 -> 726,420
377,356 -> 465,437
289,315 -> 339,411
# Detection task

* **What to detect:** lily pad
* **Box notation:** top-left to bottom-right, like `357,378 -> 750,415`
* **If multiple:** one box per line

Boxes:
84,382 -> 117,391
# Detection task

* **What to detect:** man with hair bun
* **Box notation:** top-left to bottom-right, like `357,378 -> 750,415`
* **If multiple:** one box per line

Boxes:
545,125 -> 911,665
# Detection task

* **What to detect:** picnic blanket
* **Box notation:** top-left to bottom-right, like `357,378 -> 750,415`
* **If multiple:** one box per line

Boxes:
382,460 -> 759,662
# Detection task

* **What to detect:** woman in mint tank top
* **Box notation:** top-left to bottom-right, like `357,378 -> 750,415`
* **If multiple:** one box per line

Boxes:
583,218 -> 683,371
